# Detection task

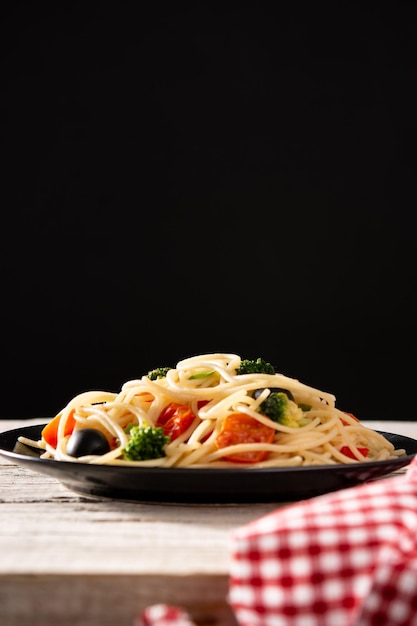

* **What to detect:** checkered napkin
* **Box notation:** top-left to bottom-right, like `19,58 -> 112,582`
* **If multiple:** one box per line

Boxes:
229,455 -> 417,626
136,457 -> 417,626
137,604 -> 196,626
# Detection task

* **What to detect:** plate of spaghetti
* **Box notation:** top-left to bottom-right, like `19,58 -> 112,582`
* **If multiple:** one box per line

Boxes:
1,353 -> 416,502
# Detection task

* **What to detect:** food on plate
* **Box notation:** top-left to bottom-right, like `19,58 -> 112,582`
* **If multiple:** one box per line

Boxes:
18,353 -> 406,468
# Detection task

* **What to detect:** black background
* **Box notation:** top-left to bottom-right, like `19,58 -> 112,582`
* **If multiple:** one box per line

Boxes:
1,2 -> 416,419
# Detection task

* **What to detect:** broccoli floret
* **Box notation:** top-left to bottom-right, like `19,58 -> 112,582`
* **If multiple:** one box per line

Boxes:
259,391 -> 307,427
260,391 -> 288,422
122,425 -> 170,461
236,358 -> 275,375
147,367 -> 172,380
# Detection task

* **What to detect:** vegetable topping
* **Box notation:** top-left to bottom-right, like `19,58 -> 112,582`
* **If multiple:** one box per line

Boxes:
122,424 -> 170,461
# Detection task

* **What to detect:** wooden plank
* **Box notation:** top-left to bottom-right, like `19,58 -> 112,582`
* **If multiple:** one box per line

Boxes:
0,502 -> 278,576
0,574 -> 238,626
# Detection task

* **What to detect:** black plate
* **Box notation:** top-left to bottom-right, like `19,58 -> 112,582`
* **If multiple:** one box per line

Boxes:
1,423 -> 416,503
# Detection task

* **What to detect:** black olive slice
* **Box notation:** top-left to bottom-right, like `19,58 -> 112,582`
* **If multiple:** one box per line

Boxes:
66,428 -> 111,457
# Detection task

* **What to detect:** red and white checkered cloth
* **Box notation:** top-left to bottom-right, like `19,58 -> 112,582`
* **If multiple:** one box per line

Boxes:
137,604 -> 196,626
229,455 -> 417,626
137,456 -> 417,626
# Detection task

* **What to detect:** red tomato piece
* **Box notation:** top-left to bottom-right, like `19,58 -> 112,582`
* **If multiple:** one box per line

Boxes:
156,402 -> 196,441
41,409 -> 76,449
215,413 -> 275,463
340,445 -> 369,459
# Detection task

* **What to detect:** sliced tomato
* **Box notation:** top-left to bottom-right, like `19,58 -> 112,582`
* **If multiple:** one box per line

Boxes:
156,402 -> 196,441
41,409 -> 76,448
215,413 -> 275,463
340,445 -> 369,459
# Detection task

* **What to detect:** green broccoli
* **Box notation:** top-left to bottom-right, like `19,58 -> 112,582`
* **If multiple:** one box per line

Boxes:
236,358 -> 275,375
122,424 -> 170,461
259,391 -> 308,428
147,367 -> 172,380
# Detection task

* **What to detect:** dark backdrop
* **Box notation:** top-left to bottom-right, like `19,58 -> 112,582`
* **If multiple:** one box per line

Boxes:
1,3 -> 416,419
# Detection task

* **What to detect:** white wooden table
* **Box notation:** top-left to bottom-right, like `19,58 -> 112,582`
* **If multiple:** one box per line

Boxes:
1,419 -> 416,626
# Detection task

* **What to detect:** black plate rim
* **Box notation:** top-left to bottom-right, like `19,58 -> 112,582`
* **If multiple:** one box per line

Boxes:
1,423 -> 416,502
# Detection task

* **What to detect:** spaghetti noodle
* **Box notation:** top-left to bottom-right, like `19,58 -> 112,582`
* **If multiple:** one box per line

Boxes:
18,353 -> 405,468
